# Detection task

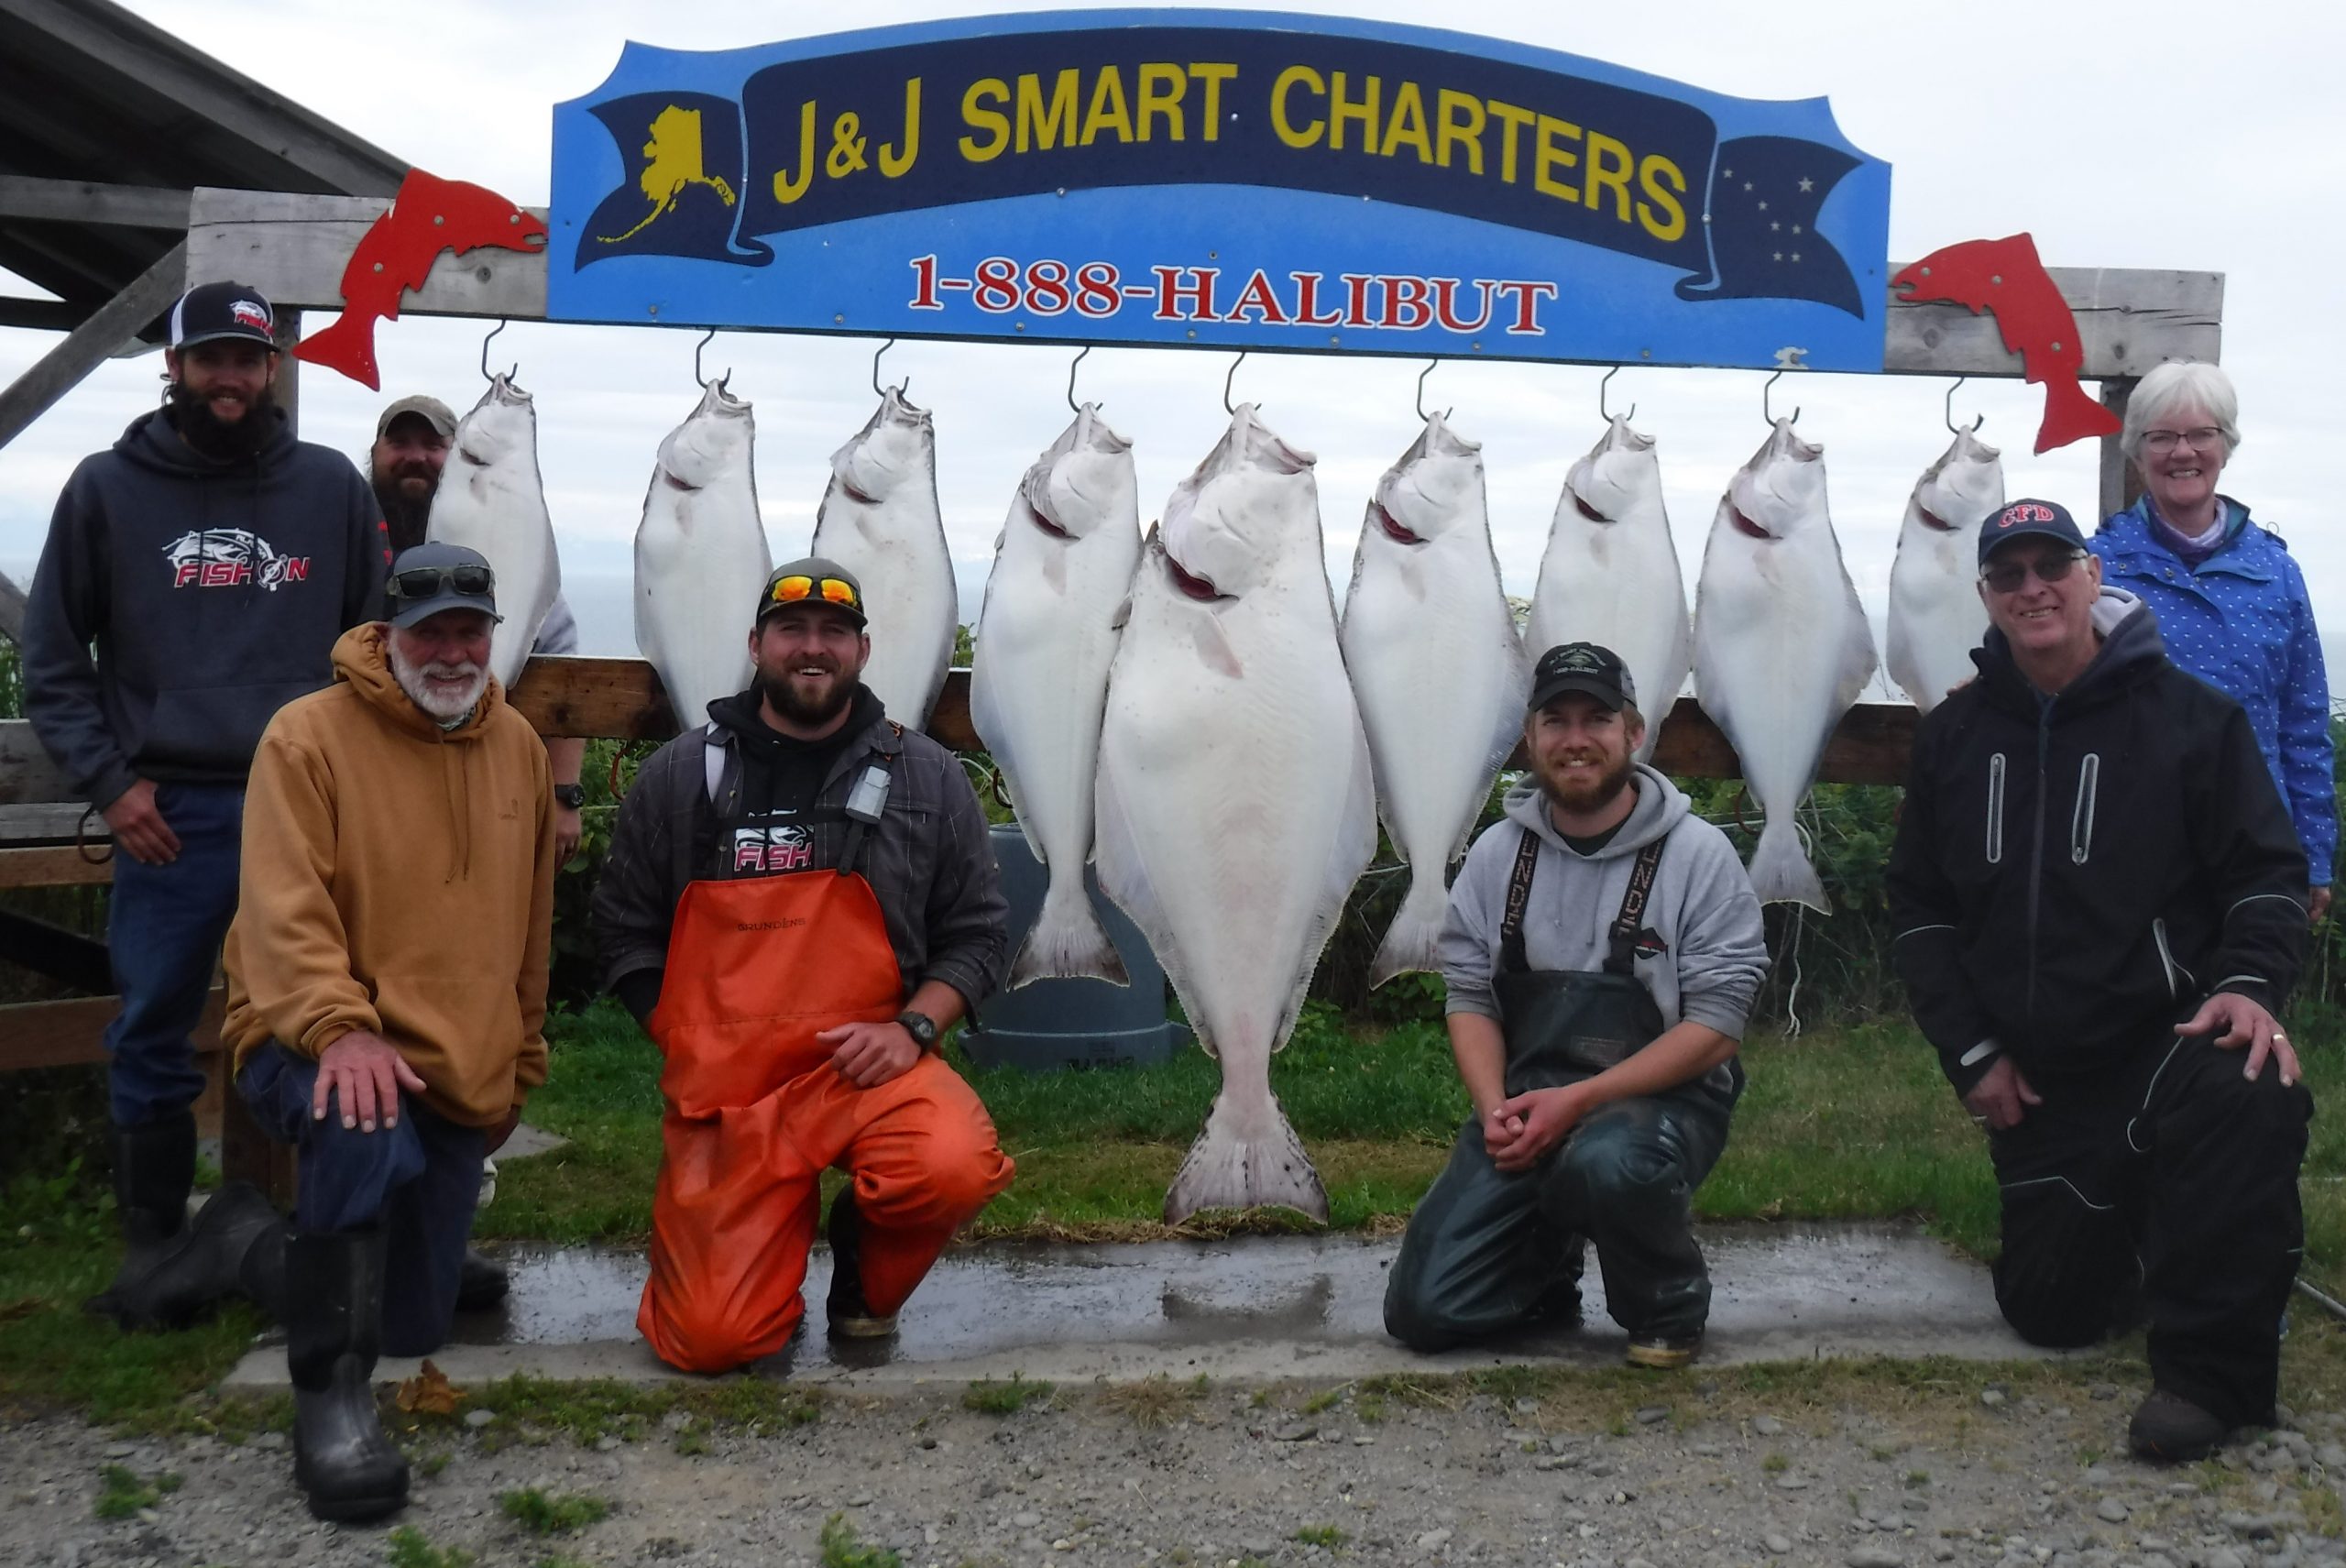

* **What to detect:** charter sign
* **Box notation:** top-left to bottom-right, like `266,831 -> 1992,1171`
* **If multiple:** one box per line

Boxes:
547,10 -> 1891,371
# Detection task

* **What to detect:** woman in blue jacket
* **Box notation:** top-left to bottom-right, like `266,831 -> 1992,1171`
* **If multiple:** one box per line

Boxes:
2091,362 -> 2334,920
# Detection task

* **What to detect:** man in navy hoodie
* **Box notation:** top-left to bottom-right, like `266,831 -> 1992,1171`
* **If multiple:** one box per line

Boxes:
23,281 -> 389,1329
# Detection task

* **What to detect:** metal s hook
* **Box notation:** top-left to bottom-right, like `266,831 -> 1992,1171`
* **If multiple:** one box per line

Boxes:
872,337 -> 906,398
480,318 -> 516,384
1600,366 -> 1636,424
1067,345 -> 1092,413
1413,360 -> 1451,423
1945,376 -> 1983,435
1762,368 -> 1799,427
1222,350 -> 1248,416
694,326 -> 729,392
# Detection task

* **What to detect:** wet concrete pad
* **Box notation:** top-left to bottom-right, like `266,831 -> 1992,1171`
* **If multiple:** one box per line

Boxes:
225,1220 -> 2053,1390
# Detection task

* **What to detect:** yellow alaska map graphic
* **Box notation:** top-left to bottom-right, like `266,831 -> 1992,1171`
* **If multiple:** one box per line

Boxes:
599,104 -> 739,244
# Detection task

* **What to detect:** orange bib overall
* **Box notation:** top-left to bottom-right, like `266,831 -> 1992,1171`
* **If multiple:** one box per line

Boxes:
638,865 -> 1013,1373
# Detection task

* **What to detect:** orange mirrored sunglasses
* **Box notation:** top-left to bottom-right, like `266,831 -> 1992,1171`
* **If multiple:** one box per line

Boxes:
766,574 -> 861,611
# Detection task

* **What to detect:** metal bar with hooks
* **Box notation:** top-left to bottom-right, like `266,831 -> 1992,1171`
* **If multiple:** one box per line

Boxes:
872,337 -> 904,398
1600,365 -> 1636,424
694,326 -> 729,392
1222,350 -> 1247,415
1067,345 -> 1092,413
480,318 -> 515,384
1761,367 -> 1799,426
1945,375 -> 1984,434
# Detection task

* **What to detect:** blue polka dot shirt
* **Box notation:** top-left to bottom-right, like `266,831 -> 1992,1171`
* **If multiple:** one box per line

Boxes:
2092,497 -> 2336,886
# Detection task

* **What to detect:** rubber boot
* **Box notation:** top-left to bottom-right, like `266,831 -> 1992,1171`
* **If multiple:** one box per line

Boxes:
84,1112 -> 195,1327
455,1247 -> 510,1311
113,1183 -> 284,1331
287,1228 -> 409,1523
825,1190 -> 898,1338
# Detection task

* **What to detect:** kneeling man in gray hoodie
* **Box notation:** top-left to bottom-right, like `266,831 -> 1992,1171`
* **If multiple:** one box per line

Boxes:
1385,641 -> 1769,1367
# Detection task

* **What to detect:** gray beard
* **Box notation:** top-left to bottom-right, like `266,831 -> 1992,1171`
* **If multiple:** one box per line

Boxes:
387,637 -> 488,724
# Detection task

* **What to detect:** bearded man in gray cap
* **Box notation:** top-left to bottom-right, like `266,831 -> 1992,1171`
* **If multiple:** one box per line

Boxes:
22,281 -> 389,1331
216,541 -> 558,1521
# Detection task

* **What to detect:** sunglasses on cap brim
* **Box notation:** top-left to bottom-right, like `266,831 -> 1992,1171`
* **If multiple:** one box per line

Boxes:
765,575 -> 862,613
388,564 -> 495,600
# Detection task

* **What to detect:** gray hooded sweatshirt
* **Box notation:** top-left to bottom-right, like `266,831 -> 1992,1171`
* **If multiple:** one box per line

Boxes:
1440,765 -> 1769,1040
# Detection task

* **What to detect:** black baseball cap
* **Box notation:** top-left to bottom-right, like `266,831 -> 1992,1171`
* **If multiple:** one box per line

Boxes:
757,556 -> 868,628
169,281 -> 278,351
386,543 -> 501,629
1529,641 -> 1637,713
1978,498 -> 2088,567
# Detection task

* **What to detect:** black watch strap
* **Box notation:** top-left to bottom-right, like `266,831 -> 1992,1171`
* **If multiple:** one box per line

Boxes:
552,784 -> 586,808
895,1009 -> 938,1050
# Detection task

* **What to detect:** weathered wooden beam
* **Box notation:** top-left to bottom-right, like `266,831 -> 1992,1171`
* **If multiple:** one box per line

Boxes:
183,188 -> 2222,380
0,238 -> 183,453
0,845 -> 113,888
0,802 -> 98,841
2099,379 -> 2142,523
0,907 -> 110,992
187,188 -> 547,321
0,297 -> 82,333
0,987 -> 223,1073
0,174 -> 192,229
0,718 -> 74,804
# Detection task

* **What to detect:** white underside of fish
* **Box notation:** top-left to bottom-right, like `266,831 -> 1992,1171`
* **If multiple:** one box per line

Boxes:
634,382 -> 771,730
969,405 -> 1141,987
810,388 -> 956,730
427,374 -> 558,695
1887,429 -> 2002,715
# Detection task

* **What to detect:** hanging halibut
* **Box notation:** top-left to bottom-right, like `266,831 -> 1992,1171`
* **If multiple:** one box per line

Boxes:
970,404 -> 1143,987
427,373 -> 559,694
809,386 -> 956,730
1339,413 -> 1527,987
1096,407 -> 1376,1223
1693,419 -> 1877,913
1887,425 -> 2003,714
1527,416 -> 1692,762
634,380 -> 772,730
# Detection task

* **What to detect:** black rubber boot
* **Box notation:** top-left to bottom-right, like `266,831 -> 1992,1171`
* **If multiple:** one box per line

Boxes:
825,1189 -> 897,1338
287,1228 -> 409,1523
113,1182 -> 283,1331
455,1247 -> 510,1311
84,1112 -> 196,1326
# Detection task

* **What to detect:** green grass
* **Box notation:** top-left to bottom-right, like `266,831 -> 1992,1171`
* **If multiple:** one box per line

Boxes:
93,1463 -> 180,1519
387,1527 -> 477,1568
1295,1523 -> 1348,1547
499,1487 -> 611,1534
819,1512 -> 902,1568
962,1373 -> 1054,1414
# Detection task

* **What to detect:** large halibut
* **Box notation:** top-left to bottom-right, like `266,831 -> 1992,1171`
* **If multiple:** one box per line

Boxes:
1693,419 -> 1877,912
810,387 -> 957,730
426,373 -> 559,693
634,380 -> 771,729
1339,413 -> 1527,987
1887,425 -> 2002,714
970,404 -> 1143,987
1096,406 -> 1376,1223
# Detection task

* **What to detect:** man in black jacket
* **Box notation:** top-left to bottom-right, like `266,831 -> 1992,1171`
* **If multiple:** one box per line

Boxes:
23,282 -> 389,1329
1888,499 -> 2310,1462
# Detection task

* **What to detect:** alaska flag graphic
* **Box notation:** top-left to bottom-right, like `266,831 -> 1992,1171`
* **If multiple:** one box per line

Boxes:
576,92 -> 771,269
1676,137 -> 1863,318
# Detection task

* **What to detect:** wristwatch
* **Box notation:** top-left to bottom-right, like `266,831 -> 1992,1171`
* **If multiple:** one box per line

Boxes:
552,784 -> 586,809
895,1010 -> 939,1051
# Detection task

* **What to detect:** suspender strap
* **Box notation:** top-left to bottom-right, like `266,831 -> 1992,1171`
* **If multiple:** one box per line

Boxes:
1498,828 -> 1541,974
1603,838 -> 1667,976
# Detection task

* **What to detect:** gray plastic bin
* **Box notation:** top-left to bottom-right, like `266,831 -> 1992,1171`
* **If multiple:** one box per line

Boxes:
959,824 -> 1189,1071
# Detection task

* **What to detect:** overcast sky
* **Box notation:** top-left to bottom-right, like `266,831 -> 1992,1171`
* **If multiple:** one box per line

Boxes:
4,0 -> 2340,680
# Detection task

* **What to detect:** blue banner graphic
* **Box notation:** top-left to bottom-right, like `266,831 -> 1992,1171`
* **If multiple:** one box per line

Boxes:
549,10 -> 1891,371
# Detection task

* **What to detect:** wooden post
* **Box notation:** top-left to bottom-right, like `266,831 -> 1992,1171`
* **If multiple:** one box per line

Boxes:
2099,378 -> 2139,523
271,306 -> 301,437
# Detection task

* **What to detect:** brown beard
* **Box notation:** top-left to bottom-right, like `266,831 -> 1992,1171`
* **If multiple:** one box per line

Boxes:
1539,750 -> 1638,817
755,662 -> 855,728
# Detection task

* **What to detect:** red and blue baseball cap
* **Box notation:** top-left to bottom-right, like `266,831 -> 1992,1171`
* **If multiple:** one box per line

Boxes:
1978,498 -> 2088,566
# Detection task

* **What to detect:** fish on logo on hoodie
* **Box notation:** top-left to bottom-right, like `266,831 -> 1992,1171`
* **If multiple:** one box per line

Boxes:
809,386 -> 956,731
1887,425 -> 2003,714
635,379 -> 772,730
1693,418 -> 1877,912
970,403 -> 1143,988
1339,412 -> 1527,987
1096,406 -> 1377,1224
1527,416 -> 1692,762
425,374 -> 560,695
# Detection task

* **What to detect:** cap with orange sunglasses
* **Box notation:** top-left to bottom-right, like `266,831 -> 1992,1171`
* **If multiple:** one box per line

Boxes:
757,556 -> 867,628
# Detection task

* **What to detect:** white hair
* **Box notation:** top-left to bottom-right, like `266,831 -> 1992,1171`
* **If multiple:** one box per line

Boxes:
2122,361 -> 2241,463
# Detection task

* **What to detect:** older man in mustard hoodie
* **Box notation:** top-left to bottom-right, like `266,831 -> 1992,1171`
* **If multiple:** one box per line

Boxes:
220,542 -> 556,1524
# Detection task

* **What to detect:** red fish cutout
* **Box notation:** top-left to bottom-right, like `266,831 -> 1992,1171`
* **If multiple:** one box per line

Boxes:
294,170 -> 549,390
1892,235 -> 2121,455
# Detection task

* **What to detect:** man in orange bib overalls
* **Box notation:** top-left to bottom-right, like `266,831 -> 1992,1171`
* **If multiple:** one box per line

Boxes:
592,557 -> 1013,1372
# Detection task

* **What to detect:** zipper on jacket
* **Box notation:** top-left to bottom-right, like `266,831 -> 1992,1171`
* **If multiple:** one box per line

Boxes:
1985,753 -> 2007,864
2026,700 -> 2054,1017
2152,918 -> 2186,1001
2070,753 -> 2100,864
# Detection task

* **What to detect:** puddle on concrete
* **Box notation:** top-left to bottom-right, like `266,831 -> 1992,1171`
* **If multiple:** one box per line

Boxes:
451,1223 -> 2001,1375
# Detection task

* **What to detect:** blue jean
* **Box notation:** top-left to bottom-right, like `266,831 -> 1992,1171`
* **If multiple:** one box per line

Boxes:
236,1043 -> 487,1356
104,781 -> 245,1126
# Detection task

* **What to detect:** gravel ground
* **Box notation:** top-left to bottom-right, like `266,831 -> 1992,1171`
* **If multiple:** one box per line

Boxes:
8,1374 -> 2346,1568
